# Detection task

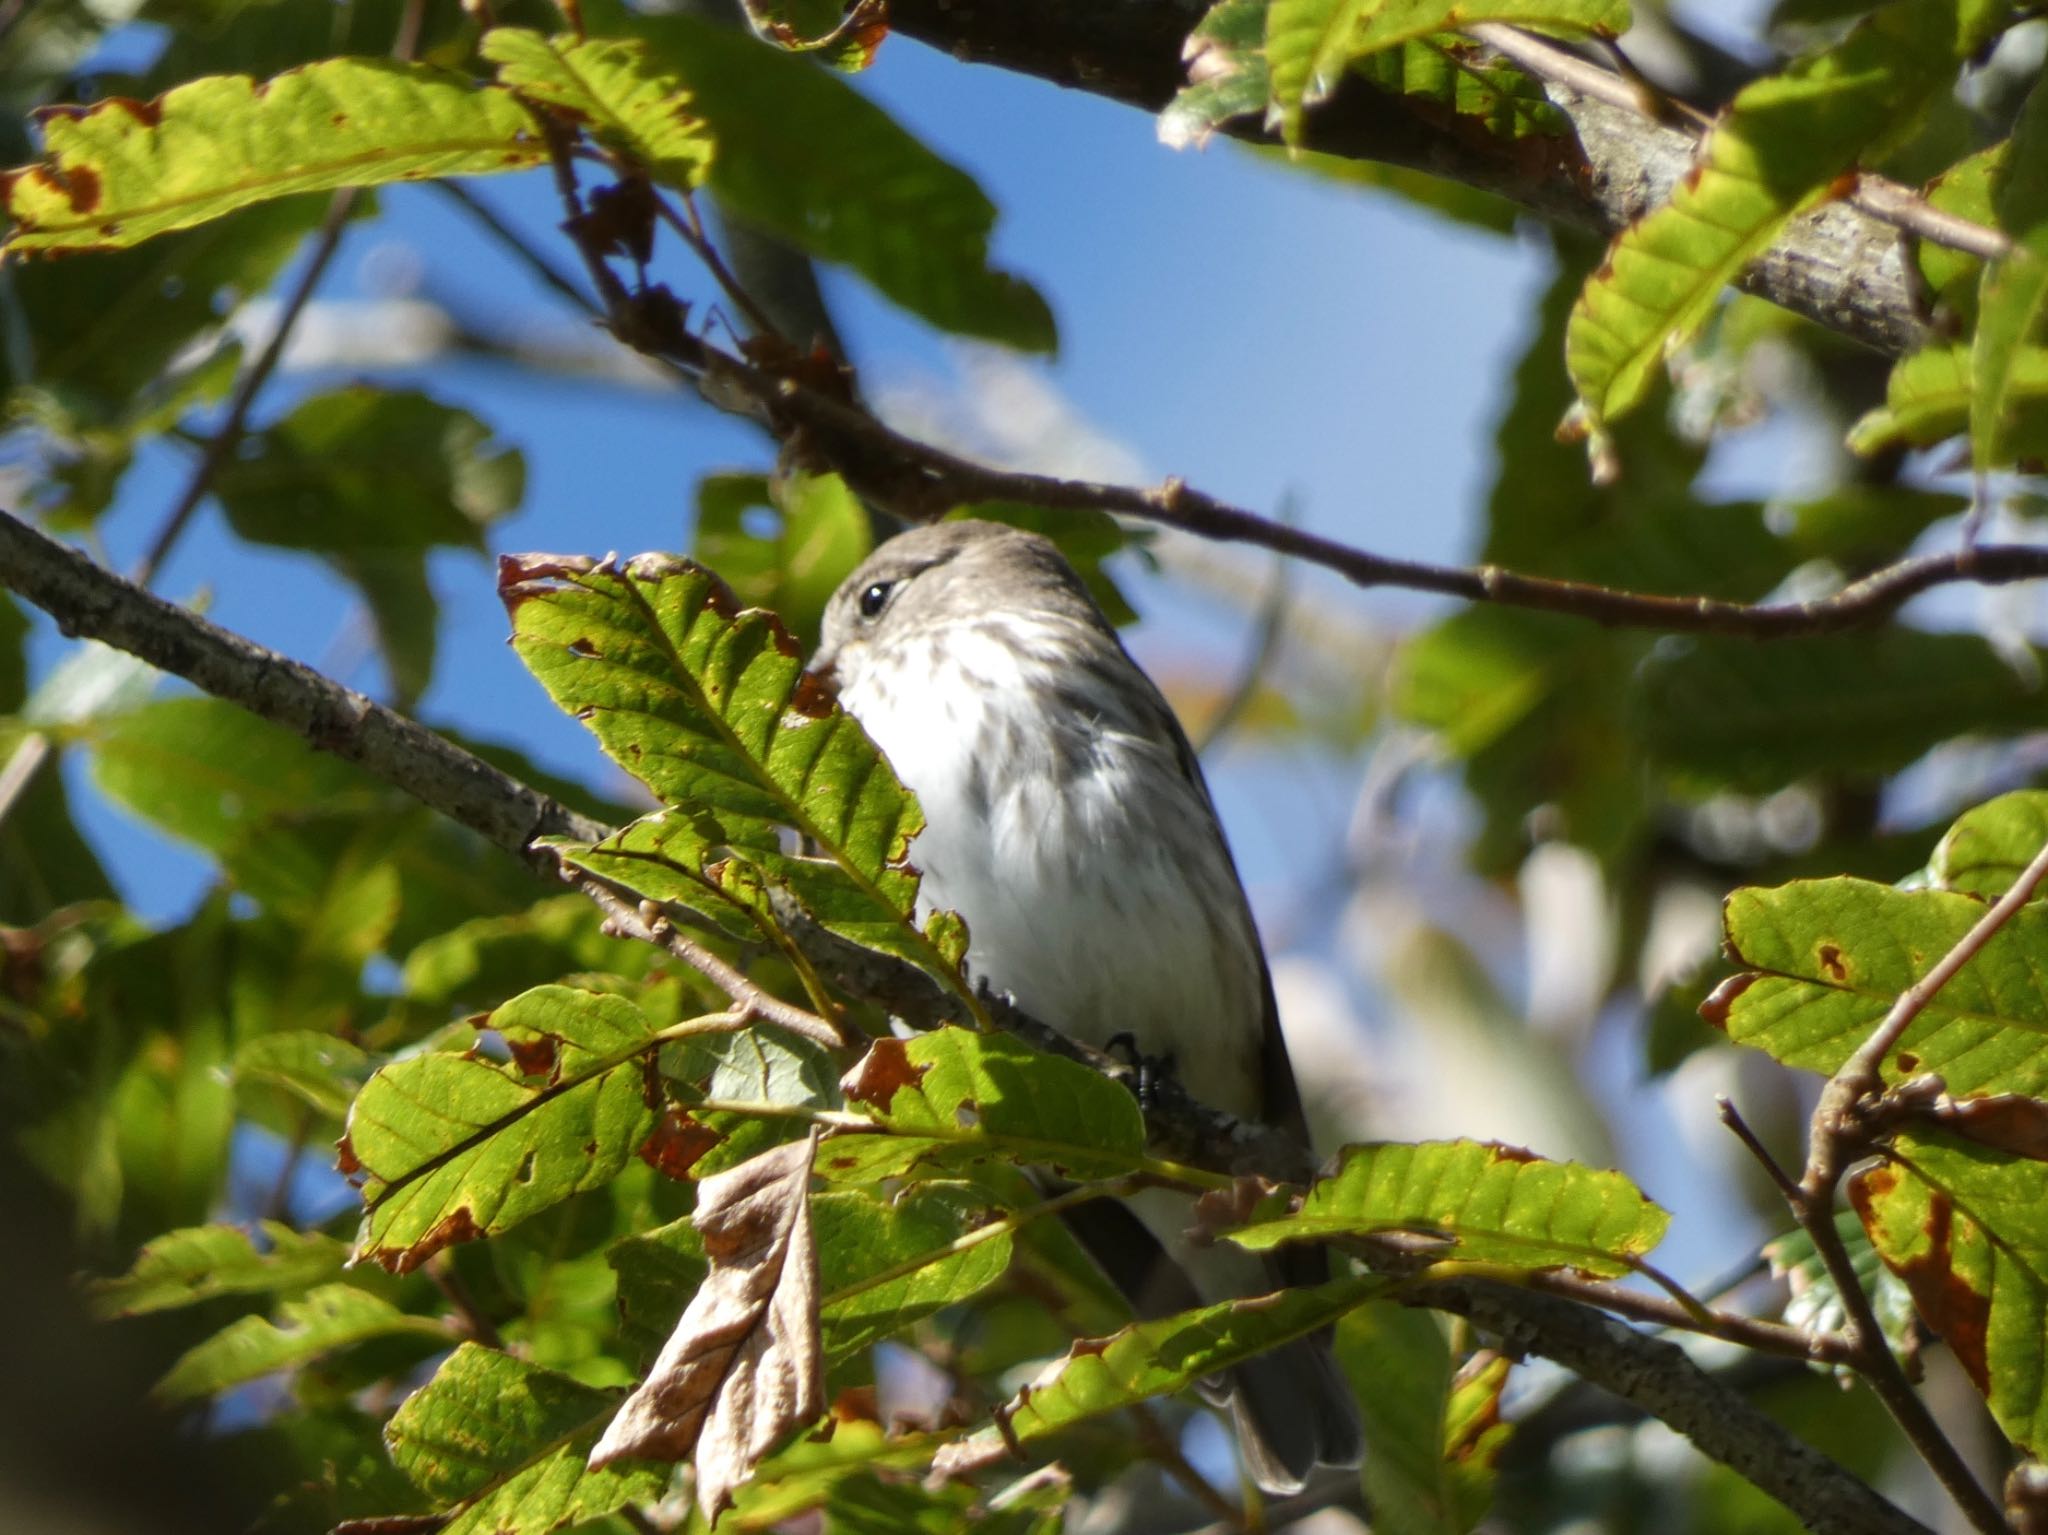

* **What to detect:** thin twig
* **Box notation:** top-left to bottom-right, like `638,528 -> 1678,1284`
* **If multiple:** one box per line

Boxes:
575,874 -> 848,1048
1468,24 -> 2012,263
1192,536 -> 1292,756
427,1252 -> 504,1350
1776,833 -> 2048,1535
431,180 -> 603,316
661,189 -> 786,343
1717,1096 -> 1804,1204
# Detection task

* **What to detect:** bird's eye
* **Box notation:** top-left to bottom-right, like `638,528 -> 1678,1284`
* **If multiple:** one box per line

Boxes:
857,580 -> 895,619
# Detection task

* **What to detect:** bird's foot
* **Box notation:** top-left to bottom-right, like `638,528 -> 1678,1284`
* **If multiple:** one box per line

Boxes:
1102,1032 -> 1178,1111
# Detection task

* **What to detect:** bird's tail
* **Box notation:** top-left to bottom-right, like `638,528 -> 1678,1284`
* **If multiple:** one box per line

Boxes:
1220,1331 -> 1362,1496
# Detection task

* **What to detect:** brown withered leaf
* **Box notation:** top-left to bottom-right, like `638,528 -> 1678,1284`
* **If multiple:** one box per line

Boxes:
588,1131 -> 824,1519
1920,1094 -> 2048,1161
839,1035 -> 925,1107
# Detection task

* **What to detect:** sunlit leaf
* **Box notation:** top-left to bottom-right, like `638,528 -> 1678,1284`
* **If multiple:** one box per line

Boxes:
1226,1139 -> 1668,1274
692,471 -> 871,652
1852,1129 -> 2048,1453
1567,0 -> 2005,438
1973,76 -> 2048,470
1264,0 -> 1627,146
1709,876 -> 2048,1095
502,552 -> 971,997
1930,791 -> 2048,901
482,29 -> 714,189
1850,341 -> 2048,456
343,984 -> 668,1271
387,1343 -> 666,1535
2,58 -> 542,253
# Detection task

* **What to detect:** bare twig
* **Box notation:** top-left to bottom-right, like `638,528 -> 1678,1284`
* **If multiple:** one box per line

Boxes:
1130,1401 -> 1245,1529
1763,832 -> 2048,1535
431,181 -> 603,317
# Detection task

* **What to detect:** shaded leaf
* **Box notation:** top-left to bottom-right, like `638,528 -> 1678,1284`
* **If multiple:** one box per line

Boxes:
85,1219 -> 350,1317
233,1030 -> 375,1125
1850,341 -> 2048,456
2,58 -> 542,253
387,1343 -> 666,1535
1763,1209 -> 1918,1365
1852,1129 -> 2048,1453
1226,1139 -> 1668,1274
155,1282 -> 449,1401
591,1135 -> 824,1523
1973,75 -> 2048,469
1709,877 -> 2048,1095
1337,1304 -> 1509,1535
343,985 -> 666,1271
1641,630 -> 2043,793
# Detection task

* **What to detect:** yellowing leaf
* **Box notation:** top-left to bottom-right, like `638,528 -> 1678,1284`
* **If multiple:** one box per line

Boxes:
3,59 -> 542,253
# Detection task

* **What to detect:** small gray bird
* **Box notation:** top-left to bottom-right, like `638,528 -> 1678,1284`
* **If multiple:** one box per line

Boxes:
811,518 -> 1361,1493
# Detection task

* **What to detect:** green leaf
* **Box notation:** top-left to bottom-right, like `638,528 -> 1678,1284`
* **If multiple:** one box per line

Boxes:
1916,142 -> 2003,320
692,470 -> 872,651
1226,1139 -> 1668,1274
399,894 -> 647,1016
1337,1305 -> 1509,1535
1710,876 -> 2048,1095
1349,33 -> 1570,142
1264,0 -> 1627,146
502,552 -> 972,997
85,1219 -> 351,1317
739,0 -> 890,70
232,1030 -> 374,1124
1161,0 -> 1269,148
342,984 -> 666,1271
1852,1129 -> 2048,1453
155,1282 -> 449,1401
617,9 -> 1054,349
1973,76 -> 2048,469
386,1343 -> 666,1535
937,1274 -> 1387,1465
482,29 -> 714,189
1931,791 -> 2048,901
212,384 -> 523,705
1850,341 -> 2048,456
1567,0 -> 2003,437
826,1029 -> 1148,1183
1641,630 -> 2044,793
1,58 -> 544,253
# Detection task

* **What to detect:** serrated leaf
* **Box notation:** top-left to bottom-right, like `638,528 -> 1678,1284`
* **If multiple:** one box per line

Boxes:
502,552 -> 972,999
86,1220 -> 350,1317
482,29 -> 713,189
1932,791 -> 2048,901
1162,0 -> 1269,148
1852,1129 -> 2048,1453
1568,0 -> 2003,437
155,1282 -> 449,1401
739,0 -> 889,70
1,58 -> 543,253
1851,340 -> 2048,456
387,1343 -> 666,1535
1917,142 -> 2003,318
1710,876 -> 2048,1095
343,985 -> 668,1271
1350,33 -> 1569,142
1264,0 -> 1627,146
619,10 -> 1053,349
933,1274 -> 1387,1471
1225,1139 -> 1668,1274
825,1030 -> 1147,1183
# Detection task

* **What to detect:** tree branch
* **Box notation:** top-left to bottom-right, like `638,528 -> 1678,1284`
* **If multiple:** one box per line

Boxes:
0,503 -> 1933,1535
882,0 -> 1950,359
